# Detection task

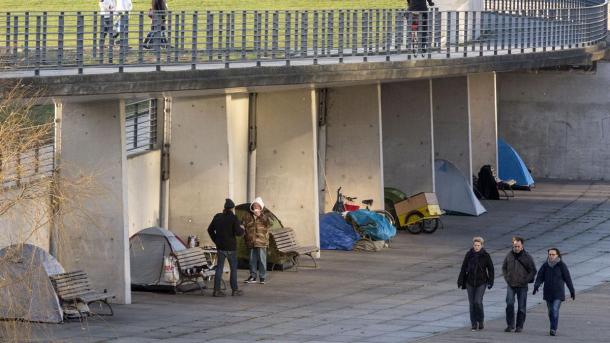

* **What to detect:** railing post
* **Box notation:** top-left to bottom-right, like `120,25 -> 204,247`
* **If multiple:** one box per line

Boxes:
339,10 -> 345,62
395,10 -> 403,53
455,11 -> 460,53
264,11 -> 269,57
42,12 -> 47,64
256,11 -> 262,66
272,11 -> 278,60
507,12 -> 512,54
352,10 -> 358,56
92,11 -> 98,59
463,11 -> 469,57
301,10 -> 308,58
57,12 -> 64,68
218,11 -> 223,60
385,9 -> 391,61
313,10 -> 318,64
12,15 -> 18,64
224,12 -> 231,68
362,11 -> 368,61
24,12 -> 30,63
493,10 -> 499,54
154,12 -> 161,71
35,15 -> 41,75
285,11 -> 291,66
328,11 -> 334,56
206,11 -> 213,62
138,12 -> 144,65
294,11 -> 299,54
241,11 -> 246,60
375,9 -> 380,53
471,11 -> 476,53
192,11 -> 198,70
321,10 -> 327,56
5,13 -> 9,56
446,11 -> 452,58
77,12 -> 84,74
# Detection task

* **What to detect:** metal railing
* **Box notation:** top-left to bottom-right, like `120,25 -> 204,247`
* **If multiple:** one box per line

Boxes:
0,124 -> 54,189
126,98 -> 158,155
0,0 -> 606,75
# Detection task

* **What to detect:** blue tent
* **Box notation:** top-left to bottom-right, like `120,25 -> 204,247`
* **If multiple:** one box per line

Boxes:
320,213 -> 360,250
498,139 -> 535,187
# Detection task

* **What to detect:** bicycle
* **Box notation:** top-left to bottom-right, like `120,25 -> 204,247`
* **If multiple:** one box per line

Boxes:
332,187 -> 395,227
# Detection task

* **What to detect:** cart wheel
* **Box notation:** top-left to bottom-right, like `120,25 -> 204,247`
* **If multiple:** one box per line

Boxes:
422,218 -> 440,234
405,212 -> 424,234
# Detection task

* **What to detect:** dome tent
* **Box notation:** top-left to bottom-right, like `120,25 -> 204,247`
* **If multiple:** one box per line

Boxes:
434,159 -> 486,216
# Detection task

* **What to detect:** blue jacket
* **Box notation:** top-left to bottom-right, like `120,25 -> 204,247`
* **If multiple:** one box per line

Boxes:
534,260 -> 575,301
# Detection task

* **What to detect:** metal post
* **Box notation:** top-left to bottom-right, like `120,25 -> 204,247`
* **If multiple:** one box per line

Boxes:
362,11 -> 368,61
192,12 -> 198,70
301,10 -> 308,58
12,15 -> 18,64
138,12 -> 144,64
272,11 -> 278,59
206,11 -> 213,61
224,12 -> 231,68
313,10 -> 318,64
57,13 -> 64,67
463,11 -> 468,57
352,10 -> 358,56
218,11 -> 223,60
35,15 -> 41,75
285,11 -> 291,66
24,12 -> 30,63
339,10 -> 344,62
77,12 -> 84,74
446,11 -> 451,57
328,11 -> 333,56
241,11 -> 246,60
264,11 -> 269,57
255,11 -> 261,66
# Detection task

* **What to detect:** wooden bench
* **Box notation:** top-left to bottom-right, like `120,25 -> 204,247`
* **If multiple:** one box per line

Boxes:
172,247 -> 218,294
271,228 -> 319,271
50,270 -> 114,317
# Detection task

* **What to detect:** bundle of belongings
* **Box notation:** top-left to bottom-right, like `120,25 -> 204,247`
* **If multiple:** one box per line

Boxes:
346,210 -> 396,252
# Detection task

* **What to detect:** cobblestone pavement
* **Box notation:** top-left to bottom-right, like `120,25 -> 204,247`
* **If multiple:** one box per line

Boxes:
18,181 -> 610,342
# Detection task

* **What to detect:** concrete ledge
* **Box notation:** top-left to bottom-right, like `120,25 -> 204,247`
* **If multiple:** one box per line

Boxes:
3,43 -> 606,99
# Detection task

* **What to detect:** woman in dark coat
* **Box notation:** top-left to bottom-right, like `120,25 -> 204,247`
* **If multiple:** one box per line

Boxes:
533,248 -> 575,336
458,236 -> 495,331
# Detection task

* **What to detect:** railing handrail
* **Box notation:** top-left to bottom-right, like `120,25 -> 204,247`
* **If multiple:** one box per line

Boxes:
0,0 -> 607,76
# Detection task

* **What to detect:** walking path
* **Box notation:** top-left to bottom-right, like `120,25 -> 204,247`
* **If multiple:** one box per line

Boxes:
20,180 -> 610,343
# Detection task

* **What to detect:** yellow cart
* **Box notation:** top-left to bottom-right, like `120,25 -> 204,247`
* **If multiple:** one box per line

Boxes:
394,192 -> 443,234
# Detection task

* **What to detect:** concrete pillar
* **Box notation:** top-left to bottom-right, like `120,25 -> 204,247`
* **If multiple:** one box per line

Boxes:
255,89 -> 319,247
432,76 -> 472,185
469,72 -> 498,174
381,80 -> 435,195
324,84 -> 384,212
55,99 -> 130,304
168,94 -> 249,243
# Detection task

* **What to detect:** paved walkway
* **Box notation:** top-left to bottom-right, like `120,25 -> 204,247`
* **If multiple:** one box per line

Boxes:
17,180 -> 610,342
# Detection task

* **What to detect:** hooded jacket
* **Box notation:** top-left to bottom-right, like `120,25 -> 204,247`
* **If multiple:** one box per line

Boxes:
243,198 -> 271,248
458,248 -> 495,288
502,250 -> 536,288
534,259 -> 575,301
207,210 -> 244,251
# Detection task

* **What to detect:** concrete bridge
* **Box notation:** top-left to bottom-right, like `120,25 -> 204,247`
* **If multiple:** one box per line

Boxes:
0,0 -> 608,306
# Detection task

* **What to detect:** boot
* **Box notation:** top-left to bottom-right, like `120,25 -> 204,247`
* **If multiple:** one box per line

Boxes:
213,290 -> 226,297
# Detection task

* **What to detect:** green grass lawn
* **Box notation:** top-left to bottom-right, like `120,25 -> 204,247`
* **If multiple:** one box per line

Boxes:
1,1 -> 406,12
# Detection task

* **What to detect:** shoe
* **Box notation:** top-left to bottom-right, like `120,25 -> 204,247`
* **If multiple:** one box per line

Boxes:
232,289 -> 243,296
259,278 -> 266,284
244,276 -> 256,284
504,327 -> 513,332
478,322 -> 484,330
212,290 -> 226,297
471,325 -> 477,331
550,330 -> 556,336
515,327 -> 523,333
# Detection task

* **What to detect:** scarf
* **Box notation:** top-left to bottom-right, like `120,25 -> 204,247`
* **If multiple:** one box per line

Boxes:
548,257 -> 561,268
467,248 -> 483,275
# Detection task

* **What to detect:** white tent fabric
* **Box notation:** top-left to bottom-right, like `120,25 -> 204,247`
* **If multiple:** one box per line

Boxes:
129,227 -> 186,287
0,244 -> 64,323
434,159 -> 487,216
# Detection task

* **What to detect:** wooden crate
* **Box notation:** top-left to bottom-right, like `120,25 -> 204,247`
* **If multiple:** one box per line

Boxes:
394,192 -> 439,216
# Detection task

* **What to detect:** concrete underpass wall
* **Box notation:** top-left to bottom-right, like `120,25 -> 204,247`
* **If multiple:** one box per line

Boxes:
382,81 -> 434,195
0,185 -> 51,250
324,84 -> 383,212
469,72 -> 498,174
498,62 -> 610,180
57,99 -> 130,304
227,94 -> 249,205
255,89 -> 319,247
432,77 -> 472,183
169,96 -> 230,243
127,150 -> 161,237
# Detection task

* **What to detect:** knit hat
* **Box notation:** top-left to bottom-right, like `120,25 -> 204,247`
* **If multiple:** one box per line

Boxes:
224,198 -> 235,209
250,196 -> 265,211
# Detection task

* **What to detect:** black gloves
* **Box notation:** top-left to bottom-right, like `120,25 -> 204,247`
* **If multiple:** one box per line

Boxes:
457,283 -> 462,289
532,287 -> 538,295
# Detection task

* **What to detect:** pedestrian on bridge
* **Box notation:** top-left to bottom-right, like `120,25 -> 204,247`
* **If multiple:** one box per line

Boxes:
533,248 -> 575,336
457,236 -> 495,331
502,236 -> 536,333
144,0 -> 168,49
99,0 -> 116,56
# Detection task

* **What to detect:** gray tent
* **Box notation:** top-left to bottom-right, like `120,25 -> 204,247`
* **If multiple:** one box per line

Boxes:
434,159 -> 487,216
129,227 -> 186,289
0,244 -> 64,323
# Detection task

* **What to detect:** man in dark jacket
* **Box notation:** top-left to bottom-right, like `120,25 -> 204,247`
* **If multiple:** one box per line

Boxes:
207,198 -> 245,297
458,236 -> 495,331
533,248 -> 575,336
407,0 -> 435,53
502,236 -> 536,332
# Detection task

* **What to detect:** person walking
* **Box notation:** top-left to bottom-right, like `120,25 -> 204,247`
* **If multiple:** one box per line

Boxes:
502,236 -> 536,333
98,0 -> 116,60
207,198 -> 245,297
533,248 -> 575,336
243,197 -> 271,284
458,237 -> 495,331
113,0 -> 133,39
144,0 -> 168,49
407,0 -> 435,54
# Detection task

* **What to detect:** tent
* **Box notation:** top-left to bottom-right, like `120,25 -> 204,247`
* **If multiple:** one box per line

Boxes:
498,138 -> 535,188
129,227 -> 187,289
434,159 -> 487,216
0,244 -> 64,323
320,212 -> 360,250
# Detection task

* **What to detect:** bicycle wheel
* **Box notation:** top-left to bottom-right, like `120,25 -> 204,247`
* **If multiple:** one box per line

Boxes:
422,218 -> 440,234
374,210 -> 396,227
405,212 -> 424,234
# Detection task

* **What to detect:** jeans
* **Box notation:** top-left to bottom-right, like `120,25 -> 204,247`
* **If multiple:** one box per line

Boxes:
467,284 -> 487,327
506,286 -> 528,329
546,299 -> 562,331
249,247 -> 267,279
214,250 -> 238,291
